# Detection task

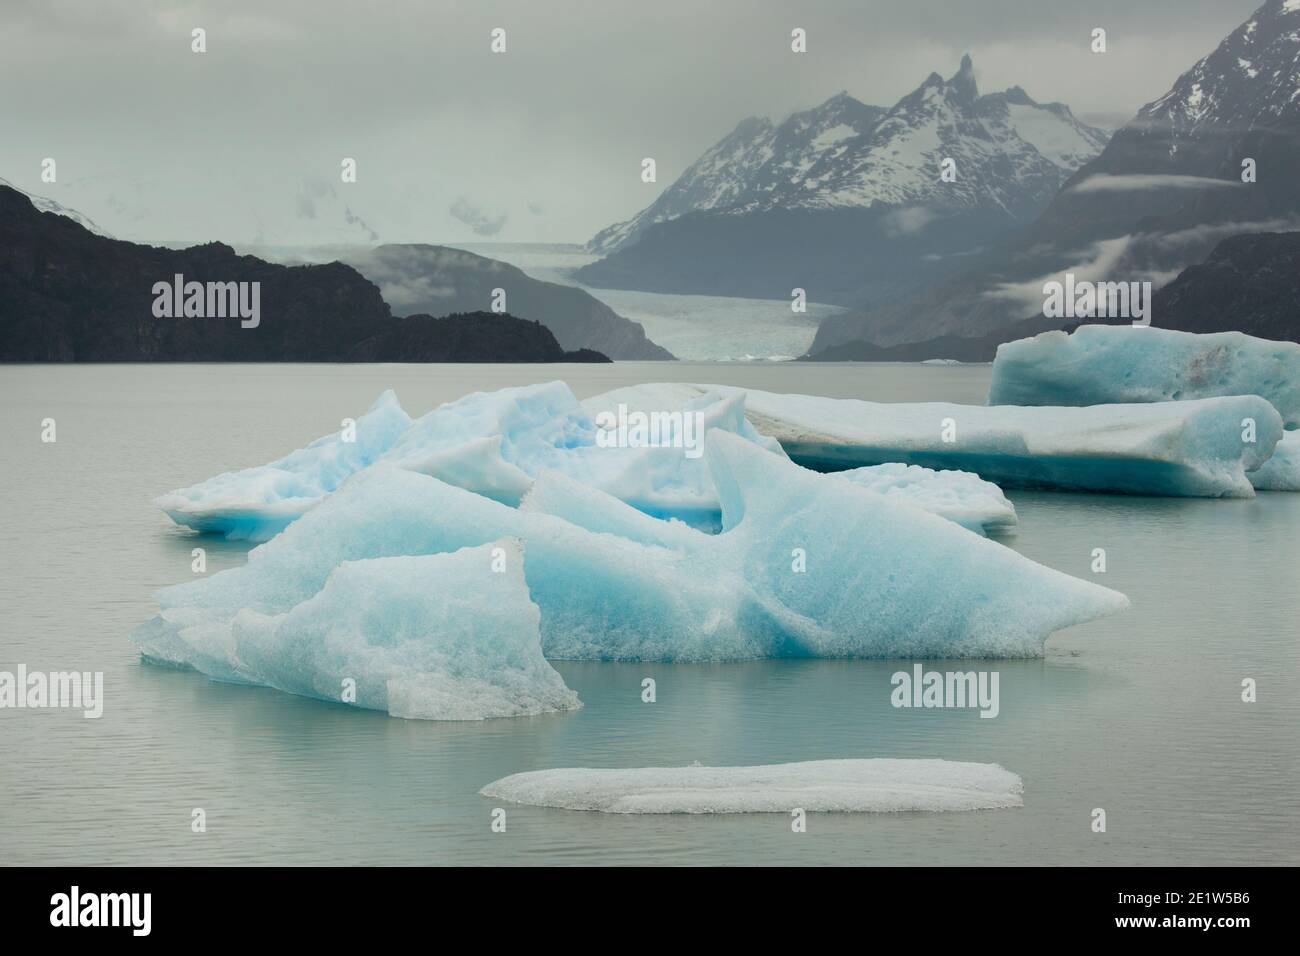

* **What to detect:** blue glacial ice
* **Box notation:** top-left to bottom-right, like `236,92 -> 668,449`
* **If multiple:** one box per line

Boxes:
156,389 -> 412,540
988,325 -> 1300,428
480,759 -> 1024,813
1250,430 -> 1300,491
136,539 -> 580,720
833,463 -> 1016,535
380,380 -> 592,505
631,383 -> 1283,498
157,382 -> 784,537
135,431 -> 1128,663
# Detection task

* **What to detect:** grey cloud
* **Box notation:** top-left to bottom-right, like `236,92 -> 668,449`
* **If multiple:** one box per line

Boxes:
1068,173 -> 1245,193
0,0 -> 1263,243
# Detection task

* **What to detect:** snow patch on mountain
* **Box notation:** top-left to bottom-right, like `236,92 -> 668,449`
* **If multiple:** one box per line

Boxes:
0,177 -> 112,237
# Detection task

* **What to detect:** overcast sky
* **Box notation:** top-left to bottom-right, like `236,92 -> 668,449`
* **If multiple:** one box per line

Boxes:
0,0 -> 1263,244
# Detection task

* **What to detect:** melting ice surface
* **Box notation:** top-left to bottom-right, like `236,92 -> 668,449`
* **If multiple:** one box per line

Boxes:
479,759 -> 1025,813
136,539 -> 580,720
606,383 -> 1283,498
134,431 -> 1128,665
988,325 -> 1300,428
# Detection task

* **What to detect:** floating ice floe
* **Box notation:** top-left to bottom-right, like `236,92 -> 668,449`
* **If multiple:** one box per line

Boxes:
598,383 -> 1282,498
1249,430 -> 1300,491
479,759 -> 1025,813
834,463 -> 1016,535
134,431 -> 1128,664
156,390 -> 412,540
988,325 -> 1300,428
136,539 -> 579,720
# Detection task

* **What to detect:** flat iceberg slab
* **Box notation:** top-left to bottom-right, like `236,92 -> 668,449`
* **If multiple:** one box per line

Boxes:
156,390 -> 411,540
1250,430 -> 1300,491
603,383 -> 1281,498
988,325 -> 1300,428
480,759 -> 1024,813
135,432 -> 1128,662
135,539 -> 580,720
834,463 -> 1016,535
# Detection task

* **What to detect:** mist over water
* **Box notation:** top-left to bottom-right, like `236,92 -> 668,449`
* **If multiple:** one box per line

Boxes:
2,362 -> 1295,865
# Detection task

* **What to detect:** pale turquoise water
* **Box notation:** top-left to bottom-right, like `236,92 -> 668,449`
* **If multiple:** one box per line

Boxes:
1,362 -> 1297,865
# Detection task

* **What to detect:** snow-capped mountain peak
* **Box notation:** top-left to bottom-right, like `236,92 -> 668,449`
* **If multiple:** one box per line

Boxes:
587,56 -> 1107,254
1140,0 -> 1300,146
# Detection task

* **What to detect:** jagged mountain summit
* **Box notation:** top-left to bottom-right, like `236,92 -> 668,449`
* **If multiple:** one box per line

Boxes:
1034,0 -> 1300,241
576,56 -> 1107,304
586,56 -> 1106,257
587,93 -> 887,255
808,0 -> 1300,355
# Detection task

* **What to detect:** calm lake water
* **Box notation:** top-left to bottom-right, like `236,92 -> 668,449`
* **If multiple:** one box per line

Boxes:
1,362 -> 1297,866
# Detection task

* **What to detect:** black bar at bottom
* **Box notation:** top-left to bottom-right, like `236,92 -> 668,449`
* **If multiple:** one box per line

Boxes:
0,867 -> 1280,939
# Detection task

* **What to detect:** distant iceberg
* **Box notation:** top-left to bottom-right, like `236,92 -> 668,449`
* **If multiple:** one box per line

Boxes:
480,759 -> 1025,813
1250,430 -> 1300,491
135,432 -> 1128,663
834,463 -> 1016,535
156,390 -> 412,540
988,325 -> 1300,428
135,539 -> 581,720
604,383 -> 1282,498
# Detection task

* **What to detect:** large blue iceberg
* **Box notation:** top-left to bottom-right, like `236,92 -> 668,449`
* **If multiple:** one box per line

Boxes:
134,431 -> 1128,665
156,381 -> 1021,538
157,382 -> 786,538
988,325 -> 1300,428
620,384 -> 1283,498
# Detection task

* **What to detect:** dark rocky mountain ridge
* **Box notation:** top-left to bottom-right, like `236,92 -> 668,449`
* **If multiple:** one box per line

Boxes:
0,184 -> 608,363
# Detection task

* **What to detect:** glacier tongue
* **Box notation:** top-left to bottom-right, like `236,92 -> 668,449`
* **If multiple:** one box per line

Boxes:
608,383 -> 1282,498
480,759 -> 1025,813
989,325 -> 1300,428
136,434 -> 1128,664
